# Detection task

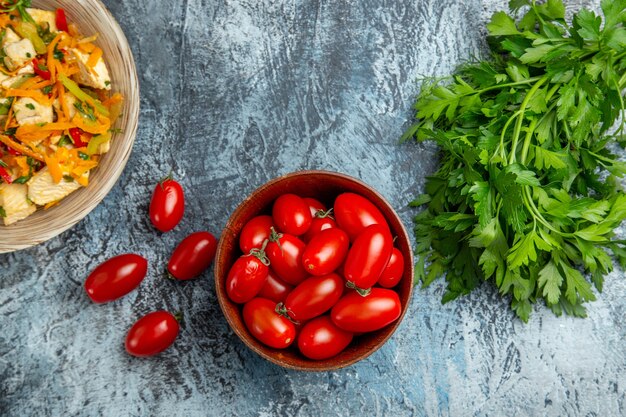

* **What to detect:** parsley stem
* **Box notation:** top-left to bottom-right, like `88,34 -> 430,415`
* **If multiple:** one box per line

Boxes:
520,118 -> 538,165
477,77 -> 542,96
508,77 -> 548,165
496,110 -> 522,161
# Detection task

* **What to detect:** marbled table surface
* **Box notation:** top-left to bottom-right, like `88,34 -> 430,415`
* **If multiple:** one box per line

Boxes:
1,0 -> 624,416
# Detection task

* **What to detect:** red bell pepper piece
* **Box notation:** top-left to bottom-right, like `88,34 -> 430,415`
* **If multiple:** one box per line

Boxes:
7,147 -> 21,156
0,165 -> 12,184
32,59 -> 51,81
69,127 -> 90,147
55,8 -> 69,32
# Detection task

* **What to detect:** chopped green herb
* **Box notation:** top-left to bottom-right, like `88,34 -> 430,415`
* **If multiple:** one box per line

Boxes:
4,128 -> 17,136
42,85 -> 52,94
53,46 -> 64,61
0,206 -> 5,218
0,160 -> 7,168
78,151 -> 90,161
74,102 -> 97,122
403,0 -> 626,322
63,175 -> 74,182
109,128 -> 123,134
25,52 -> 31,58
105,81 -> 111,87
13,175 -> 31,184
25,103 -> 35,110
57,135 -> 72,146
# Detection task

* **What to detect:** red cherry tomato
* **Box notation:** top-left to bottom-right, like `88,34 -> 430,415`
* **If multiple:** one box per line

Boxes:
297,316 -> 353,360
302,228 -> 349,276
277,273 -> 344,322
226,249 -> 270,304
266,228 -> 308,285
334,192 -> 390,241
84,254 -> 148,303
243,298 -> 296,349
258,270 -> 293,303
302,211 -> 337,242
331,288 -> 401,333
125,311 -> 180,357
378,247 -> 404,288
343,224 -> 393,294
272,193 -> 312,236
239,215 -> 274,253
303,197 -> 326,217
168,231 -> 217,280
149,177 -> 185,232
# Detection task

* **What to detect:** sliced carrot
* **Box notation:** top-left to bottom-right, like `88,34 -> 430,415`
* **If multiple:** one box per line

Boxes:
87,47 -> 102,68
0,135 -> 44,161
44,154 -> 63,184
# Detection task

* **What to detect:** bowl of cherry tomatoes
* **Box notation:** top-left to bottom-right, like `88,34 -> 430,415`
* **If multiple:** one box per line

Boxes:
214,170 -> 413,371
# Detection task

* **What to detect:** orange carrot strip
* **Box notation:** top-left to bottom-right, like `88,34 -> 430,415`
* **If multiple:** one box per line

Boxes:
47,33 -> 63,81
44,155 -> 63,183
87,47 -> 102,68
0,135 -> 44,161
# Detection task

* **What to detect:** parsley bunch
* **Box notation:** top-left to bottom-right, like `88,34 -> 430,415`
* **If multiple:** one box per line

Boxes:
403,0 -> 626,321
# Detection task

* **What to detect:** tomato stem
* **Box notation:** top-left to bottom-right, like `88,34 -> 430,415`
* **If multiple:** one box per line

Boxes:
248,239 -> 271,266
173,311 -> 185,327
268,227 -> 284,256
274,302 -> 300,325
345,281 -> 371,297
314,208 -> 334,220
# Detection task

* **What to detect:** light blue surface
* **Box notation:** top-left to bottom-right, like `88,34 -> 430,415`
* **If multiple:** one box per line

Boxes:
1,0 -> 625,416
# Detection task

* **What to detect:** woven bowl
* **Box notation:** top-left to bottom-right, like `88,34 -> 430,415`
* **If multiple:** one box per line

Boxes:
214,170 -> 414,371
0,0 -> 139,253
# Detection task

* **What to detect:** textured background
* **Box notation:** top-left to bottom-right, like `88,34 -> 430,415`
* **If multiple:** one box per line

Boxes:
1,0 -> 625,416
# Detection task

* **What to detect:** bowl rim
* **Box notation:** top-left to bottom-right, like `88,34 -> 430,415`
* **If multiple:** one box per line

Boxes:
0,0 -> 140,253
214,169 -> 414,371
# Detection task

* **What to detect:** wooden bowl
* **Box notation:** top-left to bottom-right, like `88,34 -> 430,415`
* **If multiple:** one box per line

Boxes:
214,170 -> 414,371
0,0 -> 139,253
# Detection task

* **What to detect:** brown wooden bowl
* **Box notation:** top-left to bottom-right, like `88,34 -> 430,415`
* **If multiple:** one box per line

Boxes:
214,170 -> 414,371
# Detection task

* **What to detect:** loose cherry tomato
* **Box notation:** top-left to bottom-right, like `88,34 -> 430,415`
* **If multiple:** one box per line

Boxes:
266,228 -> 308,285
334,192 -> 390,241
168,231 -> 217,280
331,288 -> 401,333
226,247 -> 270,304
343,224 -> 393,294
302,210 -> 337,242
272,193 -> 312,236
277,273 -> 344,322
243,298 -> 296,349
84,254 -> 148,303
125,311 -> 180,357
302,228 -> 349,276
378,247 -> 404,288
258,270 -> 293,303
239,215 -> 274,253
297,316 -> 353,360
149,176 -> 185,232
303,197 -> 326,217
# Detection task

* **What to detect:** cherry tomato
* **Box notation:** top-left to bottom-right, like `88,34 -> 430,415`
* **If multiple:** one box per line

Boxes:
258,270 -> 294,303
272,193 -> 312,236
378,247 -> 404,288
331,288 -> 401,333
149,177 -> 185,232
277,273 -> 344,322
297,316 -> 353,360
125,311 -> 180,357
343,224 -> 393,294
168,231 -> 217,280
302,228 -> 349,276
243,298 -> 296,349
239,215 -> 274,254
302,210 -> 337,242
334,192 -> 390,241
84,254 -> 148,303
266,228 -> 308,285
303,197 -> 326,217
226,248 -> 270,304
